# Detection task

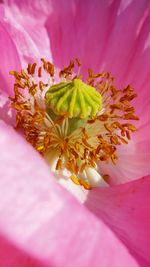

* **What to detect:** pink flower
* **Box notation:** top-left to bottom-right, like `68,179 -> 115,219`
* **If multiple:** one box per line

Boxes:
0,0 -> 150,266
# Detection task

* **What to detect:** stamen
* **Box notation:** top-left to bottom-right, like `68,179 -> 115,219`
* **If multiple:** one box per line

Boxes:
9,59 -> 139,190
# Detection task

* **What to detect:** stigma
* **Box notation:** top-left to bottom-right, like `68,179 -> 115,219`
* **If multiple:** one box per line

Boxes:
9,59 -> 139,190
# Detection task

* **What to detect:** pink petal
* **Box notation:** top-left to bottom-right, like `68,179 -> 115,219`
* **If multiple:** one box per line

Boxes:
46,0 -> 121,71
46,0 -> 150,84
0,121 -> 140,267
0,21 -> 21,95
86,176 -> 150,266
100,122 -> 150,184
3,0 -> 52,66
0,2 -> 4,17
4,0 -> 51,22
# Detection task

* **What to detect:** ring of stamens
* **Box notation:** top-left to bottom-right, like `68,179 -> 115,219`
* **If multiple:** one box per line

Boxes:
9,58 -> 139,190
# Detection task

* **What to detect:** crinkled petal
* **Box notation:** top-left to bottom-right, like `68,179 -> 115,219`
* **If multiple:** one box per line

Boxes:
86,176 -> 150,266
3,0 -> 52,66
45,0 -> 121,71
4,0 -> 51,22
46,0 -> 150,85
0,121 -> 140,267
0,21 -> 21,95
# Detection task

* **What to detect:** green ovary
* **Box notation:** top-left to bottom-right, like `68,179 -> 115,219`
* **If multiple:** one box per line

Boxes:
45,78 -> 102,119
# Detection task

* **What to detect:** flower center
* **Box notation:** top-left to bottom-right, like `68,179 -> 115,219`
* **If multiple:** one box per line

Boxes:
9,59 -> 139,190
45,78 -> 102,119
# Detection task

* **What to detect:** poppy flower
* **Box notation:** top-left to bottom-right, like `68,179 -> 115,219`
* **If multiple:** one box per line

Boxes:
0,0 -> 150,266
